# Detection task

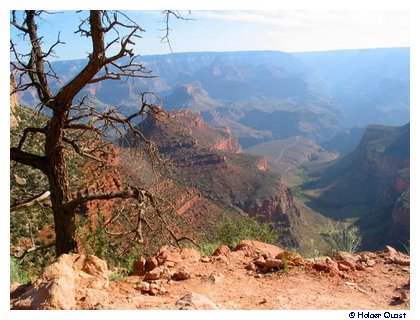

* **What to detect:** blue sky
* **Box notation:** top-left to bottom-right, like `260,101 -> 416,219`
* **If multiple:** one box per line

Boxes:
10,10 -> 409,61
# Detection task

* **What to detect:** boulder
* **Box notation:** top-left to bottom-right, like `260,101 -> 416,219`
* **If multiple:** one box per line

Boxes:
175,292 -> 218,310
235,240 -> 284,257
12,277 -> 75,310
11,253 -> 110,310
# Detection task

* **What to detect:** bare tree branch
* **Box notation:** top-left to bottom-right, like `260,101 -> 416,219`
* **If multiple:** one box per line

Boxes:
11,242 -> 55,260
10,191 -> 51,212
10,148 -> 48,173
17,126 -> 46,150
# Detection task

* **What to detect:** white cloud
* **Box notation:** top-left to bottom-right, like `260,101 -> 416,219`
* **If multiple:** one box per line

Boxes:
194,10 -> 409,51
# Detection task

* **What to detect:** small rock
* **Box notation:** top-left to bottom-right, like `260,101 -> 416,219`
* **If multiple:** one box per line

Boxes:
143,267 -> 162,281
159,267 -> 176,280
384,245 -> 398,255
343,281 -> 356,286
264,258 -> 284,269
359,252 -> 378,261
355,263 -> 366,271
14,174 -> 27,185
215,255 -> 228,263
149,283 -> 166,296
259,298 -> 268,304
145,257 -> 159,272
255,274 -> 263,279
212,246 -> 231,256
313,257 -> 341,275
366,259 -> 376,267
200,256 -> 211,263
173,268 -> 191,281
337,263 -> 351,271
254,256 -> 266,267
175,292 -> 218,310
132,257 -> 146,275
135,281 -> 150,293
357,288 -> 368,294
245,262 -> 256,271
333,251 -> 357,270
391,256 -> 410,266
208,273 -> 224,283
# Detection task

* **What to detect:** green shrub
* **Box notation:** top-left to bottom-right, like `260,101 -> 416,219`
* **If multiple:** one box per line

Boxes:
321,222 -> 362,254
10,258 -> 30,284
200,212 -> 279,254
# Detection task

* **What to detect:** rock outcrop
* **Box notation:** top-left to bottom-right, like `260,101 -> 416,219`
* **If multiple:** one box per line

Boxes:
246,178 -> 300,227
10,254 -> 109,310
131,109 -> 241,154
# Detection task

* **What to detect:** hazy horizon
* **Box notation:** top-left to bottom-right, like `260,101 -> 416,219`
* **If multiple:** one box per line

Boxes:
9,10 -> 409,60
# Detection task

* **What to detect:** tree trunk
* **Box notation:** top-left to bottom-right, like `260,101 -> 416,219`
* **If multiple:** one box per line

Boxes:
51,202 -> 77,256
45,109 -> 78,256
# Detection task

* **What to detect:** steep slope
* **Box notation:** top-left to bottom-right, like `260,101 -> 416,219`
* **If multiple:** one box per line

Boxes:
122,110 -> 305,248
303,124 -> 410,250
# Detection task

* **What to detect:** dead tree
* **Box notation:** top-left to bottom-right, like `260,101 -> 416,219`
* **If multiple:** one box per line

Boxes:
10,10 -> 180,256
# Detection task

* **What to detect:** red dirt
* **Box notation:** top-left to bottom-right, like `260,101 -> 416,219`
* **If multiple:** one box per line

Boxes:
75,243 -> 410,310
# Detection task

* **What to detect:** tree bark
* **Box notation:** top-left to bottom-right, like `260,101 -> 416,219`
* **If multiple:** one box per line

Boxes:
45,108 -> 77,256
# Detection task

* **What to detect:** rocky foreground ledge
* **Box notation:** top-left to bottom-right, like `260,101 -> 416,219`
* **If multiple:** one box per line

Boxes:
10,240 -> 410,310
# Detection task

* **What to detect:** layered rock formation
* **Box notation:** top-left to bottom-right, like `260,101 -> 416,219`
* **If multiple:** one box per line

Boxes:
121,110 -> 302,247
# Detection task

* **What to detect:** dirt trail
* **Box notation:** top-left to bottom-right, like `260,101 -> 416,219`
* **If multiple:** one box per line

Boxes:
274,136 -> 300,163
85,243 -> 411,310
10,241 -> 410,310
